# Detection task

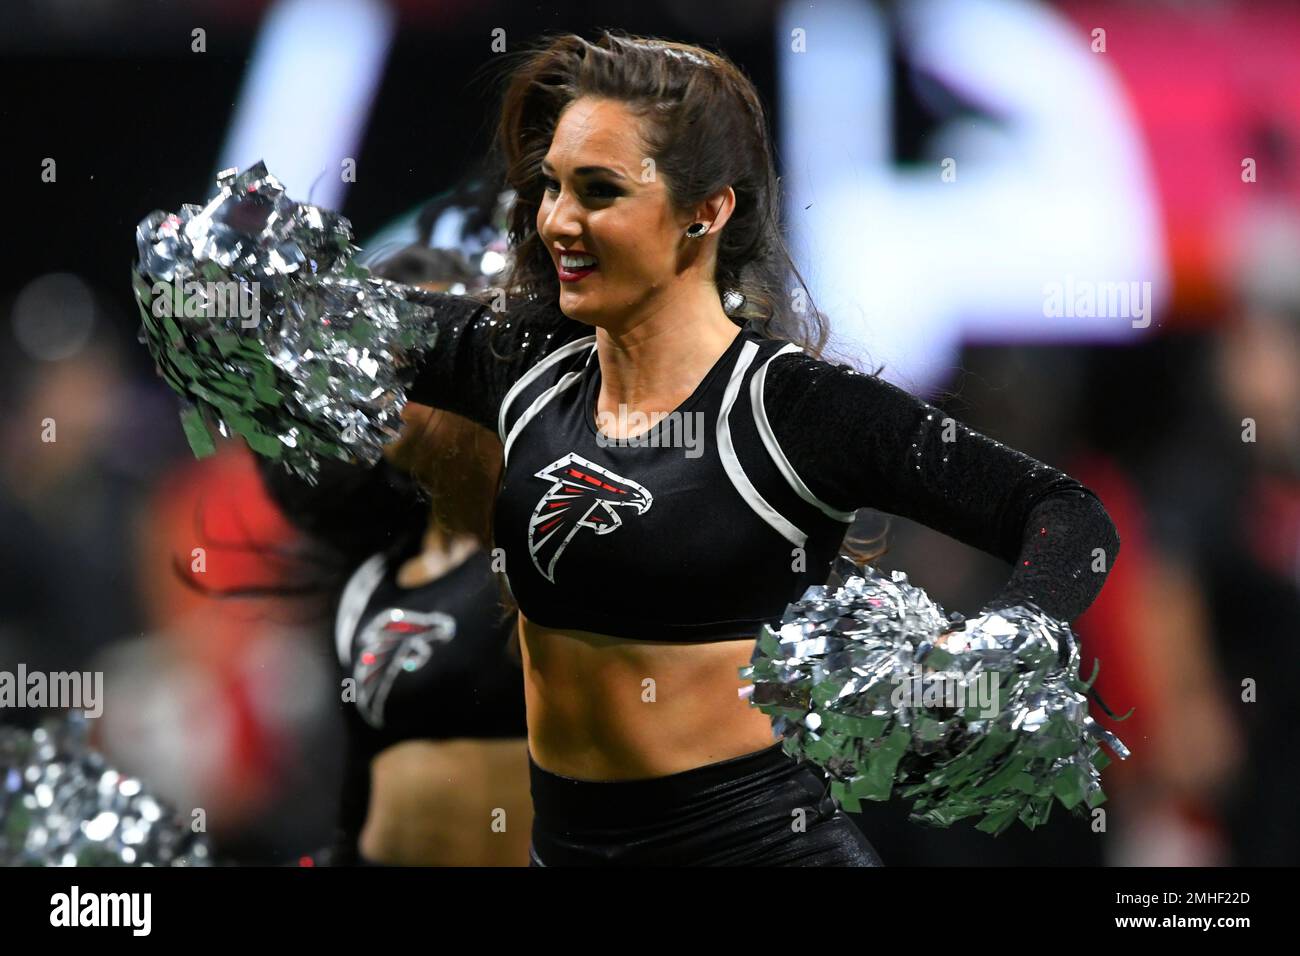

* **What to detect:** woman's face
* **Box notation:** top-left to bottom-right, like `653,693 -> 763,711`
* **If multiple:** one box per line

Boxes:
537,96 -> 691,325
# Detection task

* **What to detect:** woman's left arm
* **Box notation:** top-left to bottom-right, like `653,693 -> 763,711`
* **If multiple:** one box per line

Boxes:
763,353 -> 1120,622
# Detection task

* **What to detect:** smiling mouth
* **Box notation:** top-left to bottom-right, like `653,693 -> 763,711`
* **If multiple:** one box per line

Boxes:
557,252 -> 598,283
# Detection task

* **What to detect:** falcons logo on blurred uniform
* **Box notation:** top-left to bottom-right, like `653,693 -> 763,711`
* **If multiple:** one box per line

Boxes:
529,453 -> 652,583
353,609 -> 455,728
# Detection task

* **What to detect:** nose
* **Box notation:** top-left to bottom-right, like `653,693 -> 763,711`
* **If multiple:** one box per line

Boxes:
538,185 -> 584,245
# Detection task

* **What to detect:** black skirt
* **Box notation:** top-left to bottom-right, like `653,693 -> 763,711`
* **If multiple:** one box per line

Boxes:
527,742 -> 884,866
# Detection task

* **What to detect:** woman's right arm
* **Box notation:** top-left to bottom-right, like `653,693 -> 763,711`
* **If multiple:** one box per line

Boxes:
256,293 -> 581,557
404,291 -> 588,434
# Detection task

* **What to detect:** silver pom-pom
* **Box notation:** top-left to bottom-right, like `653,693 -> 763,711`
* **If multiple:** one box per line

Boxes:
742,559 -> 1131,834
0,713 -> 213,866
131,161 -> 439,483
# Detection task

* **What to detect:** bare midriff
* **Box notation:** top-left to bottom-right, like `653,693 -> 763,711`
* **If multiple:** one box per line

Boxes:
518,614 -> 780,780
360,738 -> 533,866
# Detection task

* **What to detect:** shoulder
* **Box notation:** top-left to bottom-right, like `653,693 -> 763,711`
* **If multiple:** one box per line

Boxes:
756,343 -> 945,479
491,304 -> 593,366
724,333 -> 867,523
406,293 -> 591,429
335,550 -> 391,668
407,288 -> 585,352
493,305 -> 596,442
759,342 -> 907,422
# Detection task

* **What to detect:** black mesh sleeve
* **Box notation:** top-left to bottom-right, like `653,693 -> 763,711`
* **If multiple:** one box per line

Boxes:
404,291 -> 589,434
763,353 -> 1120,622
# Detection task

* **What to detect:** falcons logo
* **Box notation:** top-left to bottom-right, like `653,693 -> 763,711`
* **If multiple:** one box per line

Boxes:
353,609 -> 455,728
529,453 -> 652,582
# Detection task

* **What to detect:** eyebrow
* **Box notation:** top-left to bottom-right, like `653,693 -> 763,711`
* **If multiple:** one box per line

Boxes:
540,159 -> 627,181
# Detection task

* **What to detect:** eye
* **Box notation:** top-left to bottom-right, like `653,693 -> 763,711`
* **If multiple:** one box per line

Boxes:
541,175 -> 560,194
585,182 -> 623,199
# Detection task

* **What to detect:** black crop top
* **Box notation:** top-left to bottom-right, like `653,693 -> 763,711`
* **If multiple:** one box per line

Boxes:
407,293 -> 1121,641
331,535 -> 525,862
334,538 -> 523,746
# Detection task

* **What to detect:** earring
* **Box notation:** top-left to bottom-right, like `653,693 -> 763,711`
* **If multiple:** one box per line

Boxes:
685,222 -> 707,239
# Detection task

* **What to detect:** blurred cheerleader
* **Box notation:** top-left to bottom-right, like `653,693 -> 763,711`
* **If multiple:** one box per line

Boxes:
257,399 -> 529,866
230,175 -> 532,865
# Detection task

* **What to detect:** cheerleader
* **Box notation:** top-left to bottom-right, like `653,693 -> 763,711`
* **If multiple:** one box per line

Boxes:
382,32 -> 1122,866
254,223 -> 531,866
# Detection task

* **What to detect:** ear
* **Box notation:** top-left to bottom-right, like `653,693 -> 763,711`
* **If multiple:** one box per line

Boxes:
687,186 -> 737,236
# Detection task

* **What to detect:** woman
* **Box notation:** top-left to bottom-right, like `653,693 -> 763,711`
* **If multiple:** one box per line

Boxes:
195,30 -> 1123,867
378,32 -> 1123,866
252,211 -> 533,866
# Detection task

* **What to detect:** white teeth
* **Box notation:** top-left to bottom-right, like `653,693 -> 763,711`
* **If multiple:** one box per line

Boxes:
560,253 -> 597,268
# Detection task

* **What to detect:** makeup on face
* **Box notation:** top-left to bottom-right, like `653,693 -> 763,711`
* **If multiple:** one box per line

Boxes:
556,249 -> 599,282
540,160 -> 624,283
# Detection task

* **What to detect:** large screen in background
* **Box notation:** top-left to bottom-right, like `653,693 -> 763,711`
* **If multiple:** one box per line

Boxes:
778,0 -> 1207,389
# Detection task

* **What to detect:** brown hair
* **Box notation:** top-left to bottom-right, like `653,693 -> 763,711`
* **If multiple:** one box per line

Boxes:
487,31 -> 885,566
492,32 -> 820,344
